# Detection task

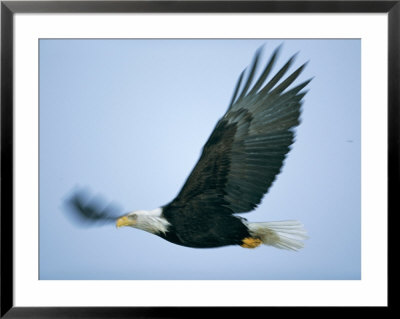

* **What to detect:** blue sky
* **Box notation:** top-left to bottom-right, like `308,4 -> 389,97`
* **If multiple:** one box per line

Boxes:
39,39 -> 360,280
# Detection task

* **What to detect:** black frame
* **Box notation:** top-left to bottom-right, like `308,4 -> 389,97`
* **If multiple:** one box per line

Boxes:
1,1 -> 396,317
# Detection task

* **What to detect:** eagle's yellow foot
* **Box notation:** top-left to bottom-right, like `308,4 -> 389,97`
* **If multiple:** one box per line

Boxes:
240,237 -> 262,248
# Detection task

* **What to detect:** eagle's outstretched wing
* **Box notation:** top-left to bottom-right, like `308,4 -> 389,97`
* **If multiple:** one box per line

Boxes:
166,45 -> 311,214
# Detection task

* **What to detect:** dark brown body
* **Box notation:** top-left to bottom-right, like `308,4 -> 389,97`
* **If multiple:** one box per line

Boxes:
159,205 -> 250,248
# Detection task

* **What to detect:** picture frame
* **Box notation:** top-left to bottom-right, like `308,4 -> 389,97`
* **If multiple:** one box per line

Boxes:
1,0 -> 395,317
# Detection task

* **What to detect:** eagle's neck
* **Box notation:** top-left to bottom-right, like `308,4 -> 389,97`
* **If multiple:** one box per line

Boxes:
134,208 -> 170,235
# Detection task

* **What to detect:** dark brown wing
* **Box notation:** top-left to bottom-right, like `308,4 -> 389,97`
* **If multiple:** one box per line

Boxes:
63,188 -> 122,227
166,45 -> 311,214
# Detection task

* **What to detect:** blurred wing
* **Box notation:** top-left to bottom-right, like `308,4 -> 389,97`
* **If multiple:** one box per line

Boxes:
63,189 -> 122,227
167,45 -> 311,214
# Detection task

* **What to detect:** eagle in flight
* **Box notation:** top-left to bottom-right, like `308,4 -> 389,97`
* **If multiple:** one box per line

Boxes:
64,44 -> 311,250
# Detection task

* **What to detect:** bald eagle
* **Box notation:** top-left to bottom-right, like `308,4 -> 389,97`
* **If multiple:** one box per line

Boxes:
65,45 -> 311,250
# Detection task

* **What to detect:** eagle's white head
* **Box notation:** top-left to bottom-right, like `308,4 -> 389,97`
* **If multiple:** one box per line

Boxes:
116,208 -> 170,235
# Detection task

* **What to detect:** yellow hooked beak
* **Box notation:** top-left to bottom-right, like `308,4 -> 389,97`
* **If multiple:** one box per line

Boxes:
116,215 -> 136,228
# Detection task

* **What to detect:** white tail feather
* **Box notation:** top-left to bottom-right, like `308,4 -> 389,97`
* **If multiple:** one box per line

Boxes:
247,220 -> 308,251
